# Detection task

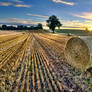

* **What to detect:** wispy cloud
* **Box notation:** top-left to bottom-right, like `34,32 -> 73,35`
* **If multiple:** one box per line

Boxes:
0,2 -> 12,6
0,1 -> 31,8
27,14 -> 49,18
13,0 -> 23,3
60,19 -> 92,28
74,12 -> 92,20
0,18 -> 46,26
61,20 -> 84,27
52,0 -> 75,6
8,18 -> 31,24
14,4 -> 31,8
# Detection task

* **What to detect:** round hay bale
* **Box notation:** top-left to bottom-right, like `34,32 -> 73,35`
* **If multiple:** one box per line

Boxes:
64,37 -> 90,71
35,33 -> 90,71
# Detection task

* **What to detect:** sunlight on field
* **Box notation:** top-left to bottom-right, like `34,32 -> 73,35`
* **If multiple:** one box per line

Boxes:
88,27 -> 92,31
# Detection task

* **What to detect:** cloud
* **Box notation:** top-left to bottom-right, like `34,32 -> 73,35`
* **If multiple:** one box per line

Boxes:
74,12 -> 92,20
14,4 -> 31,8
0,18 -> 46,26
83,20 -> 92,27
52,0 -> 75,6
0,2 -> 12,6
27,14 -> 49,18
13,0 -> 23,3
0,2 -> 31,8
60,19 -> 92,28
8,18 -> 34,24
61,20 -> 84,27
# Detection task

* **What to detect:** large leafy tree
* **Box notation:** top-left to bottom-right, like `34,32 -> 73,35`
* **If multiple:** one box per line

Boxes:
46,15 -> 62,33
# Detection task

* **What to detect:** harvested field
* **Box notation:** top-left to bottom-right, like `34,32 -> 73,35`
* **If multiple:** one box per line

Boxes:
0,31 -> 92,92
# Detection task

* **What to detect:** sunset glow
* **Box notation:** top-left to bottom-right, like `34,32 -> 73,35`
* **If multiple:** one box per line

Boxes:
88,27 -> 92,31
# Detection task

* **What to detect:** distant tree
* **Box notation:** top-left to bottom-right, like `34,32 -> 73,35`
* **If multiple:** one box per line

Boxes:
7,26 -> 16,30
37,23 -> 43,29
17,25 -> 24,30
0,24 -> 43,31
23,26 -> 27,30
30,26 -> 34,30
0,27 -> 1,30
2,25 -> 7,30
46,15 -> 62,33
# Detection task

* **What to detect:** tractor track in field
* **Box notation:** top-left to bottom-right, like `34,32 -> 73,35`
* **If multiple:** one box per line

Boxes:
28,39 -> 65,92
0,33 -> 32,92
0,34 -> 22,44
0,35 -> 29,69
0,34 -> 28,52
33,33 -> 83,91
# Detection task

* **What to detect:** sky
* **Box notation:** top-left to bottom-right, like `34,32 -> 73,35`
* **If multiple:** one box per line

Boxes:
0,0 -> 92,29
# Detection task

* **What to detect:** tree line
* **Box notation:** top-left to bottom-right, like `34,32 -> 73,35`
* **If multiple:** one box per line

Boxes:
0,23 -> 43,30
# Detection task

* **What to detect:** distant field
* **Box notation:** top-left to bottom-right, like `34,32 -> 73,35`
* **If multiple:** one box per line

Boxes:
55,29 -> 92,36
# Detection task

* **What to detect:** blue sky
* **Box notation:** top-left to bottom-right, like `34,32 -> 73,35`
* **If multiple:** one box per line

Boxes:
0,0 -> 92,29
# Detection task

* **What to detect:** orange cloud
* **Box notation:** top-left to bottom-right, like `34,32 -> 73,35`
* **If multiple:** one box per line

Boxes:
0,2 -> 12,6
14,4 -> 31,8
0,2 -> 31,8
27,14 -> 49,18
4,18 -> 46,26
52,0 -> 75,6
74,12 -> 92,20
13,0 -> 23,3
